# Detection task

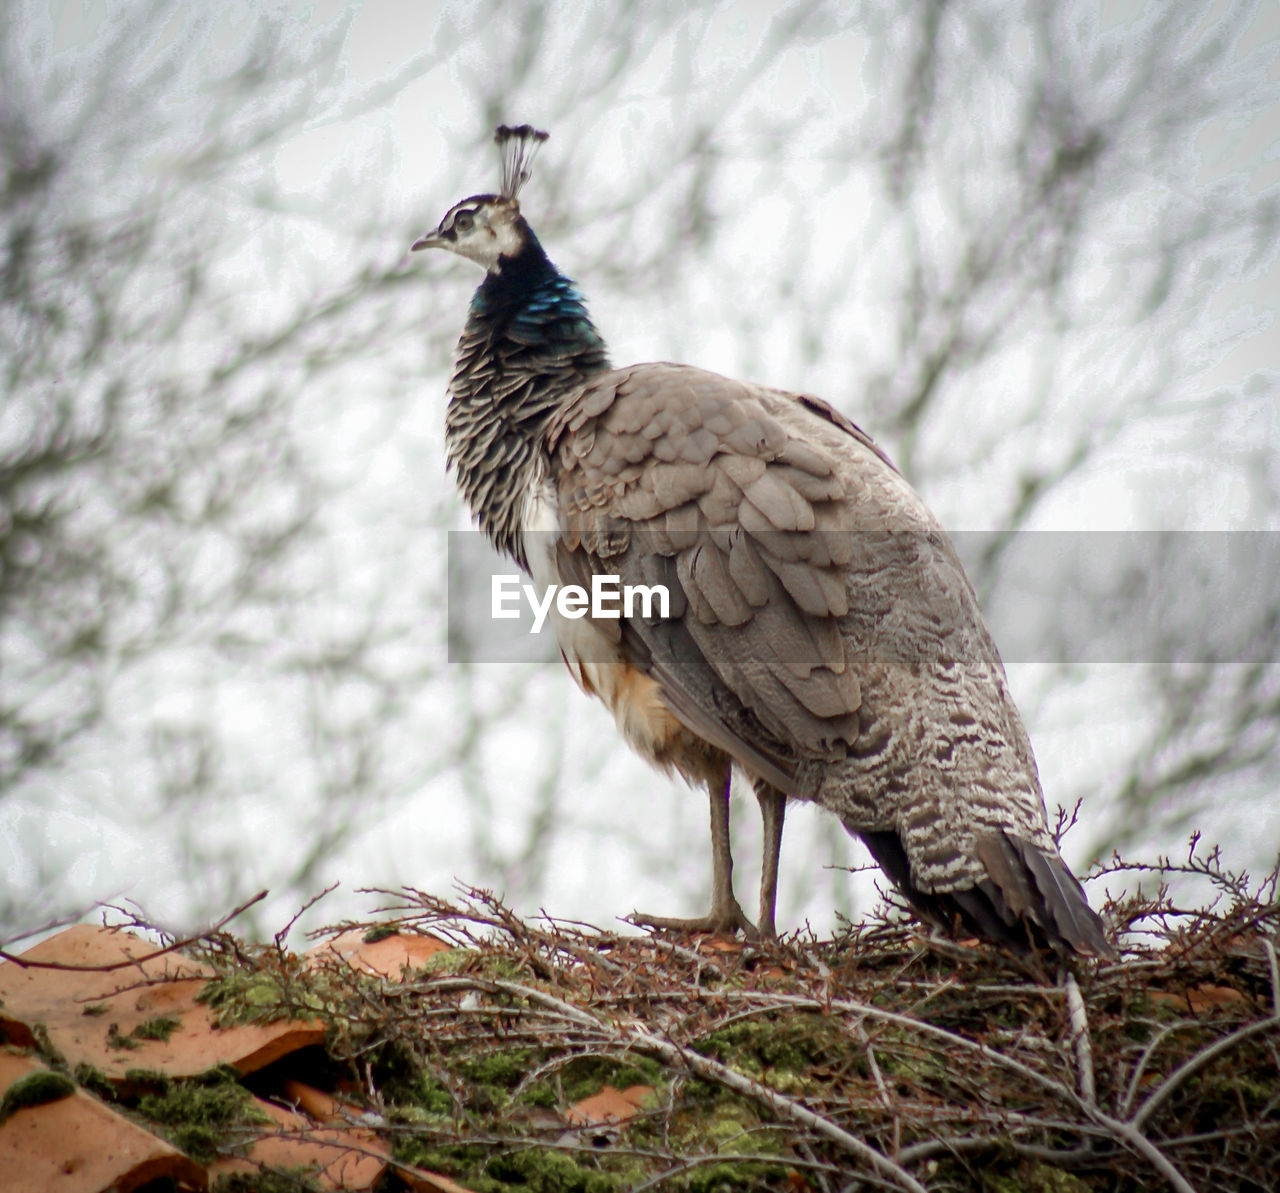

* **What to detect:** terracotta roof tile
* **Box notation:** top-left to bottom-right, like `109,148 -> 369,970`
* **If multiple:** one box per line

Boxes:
0,1051 -> 205,1193
307,929 -> 449,979
0,925 -> 324,1081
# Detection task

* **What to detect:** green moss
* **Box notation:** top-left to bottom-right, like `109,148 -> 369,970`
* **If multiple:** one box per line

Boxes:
132,1015 -> 182,1041
105,1012 -> 194,1052
481,1148 -> 622,1193
122,1067 -> 176,1093
394,1130 -> 646,1191
392,1139 -> 494,1180
676,1077 -> 741,1111
135,1067 -> 267,1163
461,1047 -> 539,1089
985,1164 -> 1090,1193
81,1002 -> 109,1017
410,1074 -> 456,1117
413,947 -> 532,984
415,948 -> 471,975
73,1063 -> 116,1101
480,955 -> 532,981
197,972 -> 285,1023
702,1112 -> 758,1153
0,1070 -> 76,1124
556,1056 -> 663,1104
29,1022 -> 69,1071
196,968 -> 331,1027
106,1023 -> 140,1050
852,1025 -> 950,1093
514,1079 -> 559,1109
680,1102 -> 763,1150
671,1158 -> 785,1192
503,1057 -> 663,1118
698,1014 -> 844,1086
359,1038 -> 438,1108
362,924 -> 400,943
1215,1070 -> 1278,1104
627,1082 -> 774,1181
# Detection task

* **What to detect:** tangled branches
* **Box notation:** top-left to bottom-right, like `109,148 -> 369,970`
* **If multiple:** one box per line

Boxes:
264,848 -> 1280,1192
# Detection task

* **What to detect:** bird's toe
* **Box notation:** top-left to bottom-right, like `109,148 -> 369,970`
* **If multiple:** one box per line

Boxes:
629,902 -> 758,939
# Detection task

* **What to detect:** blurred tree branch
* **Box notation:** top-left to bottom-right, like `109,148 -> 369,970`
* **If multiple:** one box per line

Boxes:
1,0 -> 1276,936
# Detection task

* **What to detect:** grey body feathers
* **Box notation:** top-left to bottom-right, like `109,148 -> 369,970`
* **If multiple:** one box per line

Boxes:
428,192 -> 1112,958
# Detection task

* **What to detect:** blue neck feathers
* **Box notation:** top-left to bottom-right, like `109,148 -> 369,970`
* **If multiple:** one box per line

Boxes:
444,226 -> 610,566
467,234 -> 610,366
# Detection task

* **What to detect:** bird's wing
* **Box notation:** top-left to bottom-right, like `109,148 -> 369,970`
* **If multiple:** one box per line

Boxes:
544,363 -> 1113,958
546,362 -> 928,789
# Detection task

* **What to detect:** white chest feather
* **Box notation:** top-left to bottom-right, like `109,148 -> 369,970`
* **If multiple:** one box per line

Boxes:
520,479 -> 620,689
519,477 -> 698,776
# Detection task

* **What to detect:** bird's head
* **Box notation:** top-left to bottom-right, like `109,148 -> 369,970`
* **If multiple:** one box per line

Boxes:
412,125 -> 549,273
411,194 -> 527,270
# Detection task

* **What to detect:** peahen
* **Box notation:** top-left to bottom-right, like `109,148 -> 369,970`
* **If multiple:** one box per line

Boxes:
412,125 -> 1113,957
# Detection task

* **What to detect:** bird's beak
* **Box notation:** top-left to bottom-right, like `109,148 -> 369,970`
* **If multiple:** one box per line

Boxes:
411,229 -> 445,252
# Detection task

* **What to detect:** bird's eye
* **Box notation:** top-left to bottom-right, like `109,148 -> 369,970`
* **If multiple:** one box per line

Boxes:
454,211 -> 475,232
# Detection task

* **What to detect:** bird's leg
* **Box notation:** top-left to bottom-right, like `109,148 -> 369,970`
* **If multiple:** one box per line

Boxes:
755,784 -> 786,940
705,767 -> 751,931
631,768 -> 757,937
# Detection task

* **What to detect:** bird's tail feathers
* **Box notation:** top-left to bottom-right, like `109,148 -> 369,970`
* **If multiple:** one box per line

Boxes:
856,826 -> 1115,959
1002,832 -> 1115,959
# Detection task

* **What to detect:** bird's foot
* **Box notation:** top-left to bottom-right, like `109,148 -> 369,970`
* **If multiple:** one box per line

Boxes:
630,900 -> 760,940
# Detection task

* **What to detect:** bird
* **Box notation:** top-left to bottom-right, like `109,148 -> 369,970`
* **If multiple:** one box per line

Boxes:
412,125 -> 1113,957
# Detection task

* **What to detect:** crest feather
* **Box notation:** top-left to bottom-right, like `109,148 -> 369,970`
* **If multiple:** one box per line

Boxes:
495,124 -> 549,200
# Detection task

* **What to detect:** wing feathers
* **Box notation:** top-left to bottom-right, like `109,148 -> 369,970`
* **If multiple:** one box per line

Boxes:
542,361 -> 1109,957
725,531 -> 775,608
548,363 -> 865,771
741,471 -> 817,531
